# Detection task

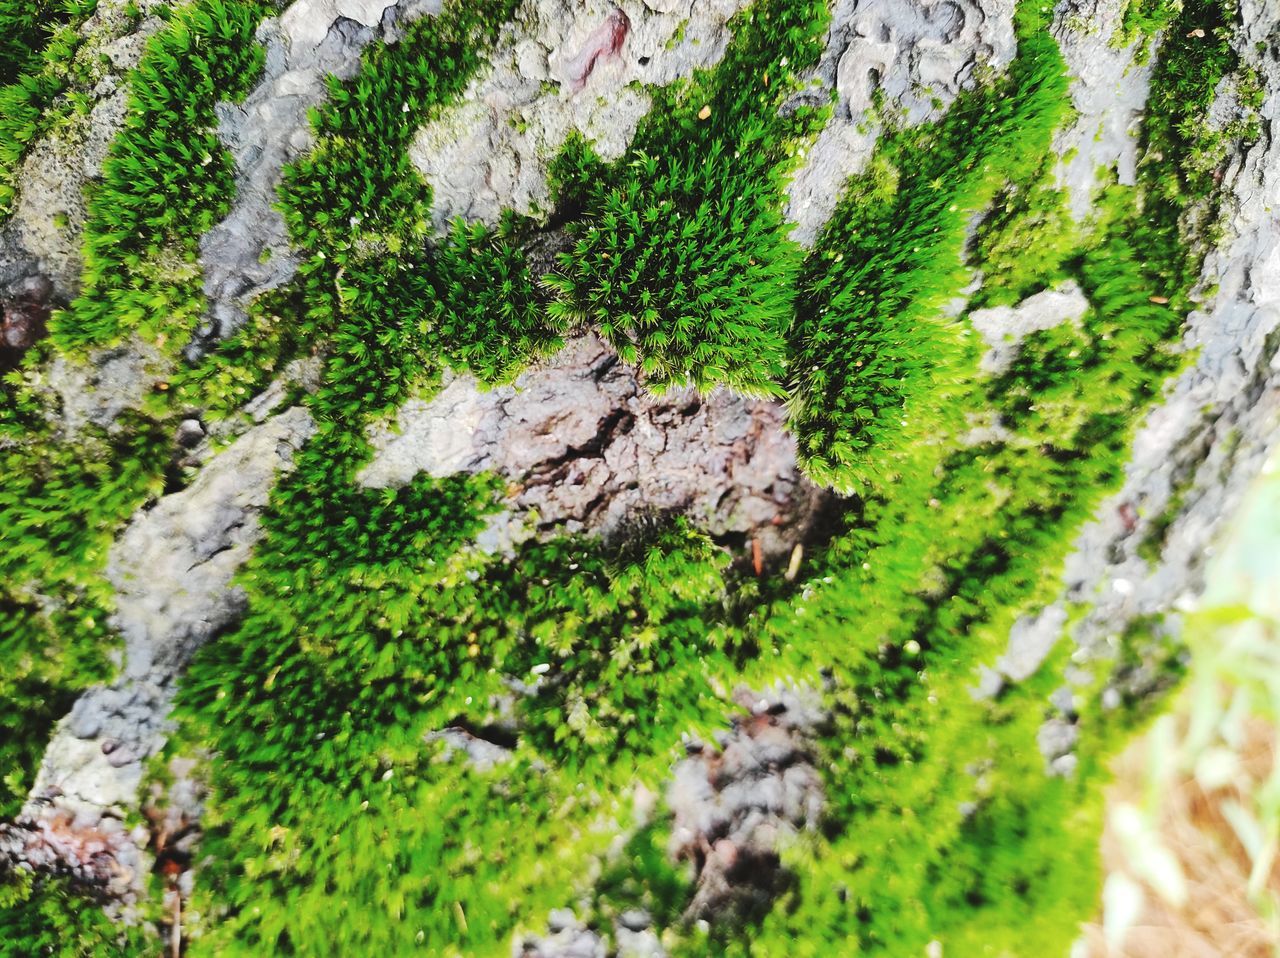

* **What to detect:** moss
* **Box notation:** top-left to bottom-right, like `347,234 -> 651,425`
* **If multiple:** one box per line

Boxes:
0,870 -> 146,958
545,0 -> 829,396
173,490 -> 746,952
0,0 -> 99,216
970,159 -> 1077,309
1116,0 -> 1180,55
50,0 -> 273,350
786,2 -> 1072,490
1140,0 -> 1249,233
0,418 -> 168,816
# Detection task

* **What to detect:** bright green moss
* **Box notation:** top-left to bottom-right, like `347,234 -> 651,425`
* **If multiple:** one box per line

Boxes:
174,488 -> 743,952
0,419 -> 167,816
429,216 -> 560,383
0,601 -> 107,819
545,147 -> 799,395
278,0 -> 517,256
787,4 -> 1072,490
970,161 -> 1077,309
1116,0 -> 1181,55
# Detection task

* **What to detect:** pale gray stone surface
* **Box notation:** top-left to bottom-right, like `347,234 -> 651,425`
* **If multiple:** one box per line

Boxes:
785,0 -> 1018,244
969,281 -> 1089,375
2,408 -> 313,898
409,0 -> 749,231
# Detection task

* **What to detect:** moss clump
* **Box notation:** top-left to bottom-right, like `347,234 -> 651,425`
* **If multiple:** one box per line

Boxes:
278,0 -> 518,256
970,159 -> 1077,309
1140,0 -> 1252,240
546,147 -> 798,395
0,418 -> 167,816
546,0 -> 828,396
51,0 -> 272,350
0,0 -> 98,216
786,4 -> 1071,491
174,495 -> 740,953
415,215 -> 558,384
0,870 -> 145,958
1116,0 -> 1182,54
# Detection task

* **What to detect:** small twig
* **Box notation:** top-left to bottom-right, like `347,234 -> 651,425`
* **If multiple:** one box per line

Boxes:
784,543 -> 803,582
171,887 -> 181,958
453,900 -> 468,934
752,538 -> 763,577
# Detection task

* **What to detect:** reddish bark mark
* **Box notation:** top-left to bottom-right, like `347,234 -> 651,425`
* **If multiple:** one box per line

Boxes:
1,274 -> 52,372
565,7 -> 630,93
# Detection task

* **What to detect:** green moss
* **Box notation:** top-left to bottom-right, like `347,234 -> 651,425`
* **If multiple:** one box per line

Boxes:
545,0 -> 829,395
418,214 -> 559,384
50,0 -> 273,350
787,3 -> 1072,490
1116,0 -> 1180,55
564,1 -> 826,394
0,418 -> 167,816
970,160 -> 1077,309
0,0 -> 98,216
173,483 -> 746,952
1141,0 -> 1247,223
0,870 -> 146,958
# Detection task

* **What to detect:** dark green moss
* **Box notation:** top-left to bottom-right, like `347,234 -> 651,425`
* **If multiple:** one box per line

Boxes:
0,870 -> 146,958
1141,0 -> 1251,254
0,419 -> 167,816
545,0 -> 829,395
50,0 -> 273,349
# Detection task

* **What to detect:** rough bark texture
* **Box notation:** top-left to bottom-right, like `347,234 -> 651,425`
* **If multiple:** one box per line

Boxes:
2,0 -> 1279,952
